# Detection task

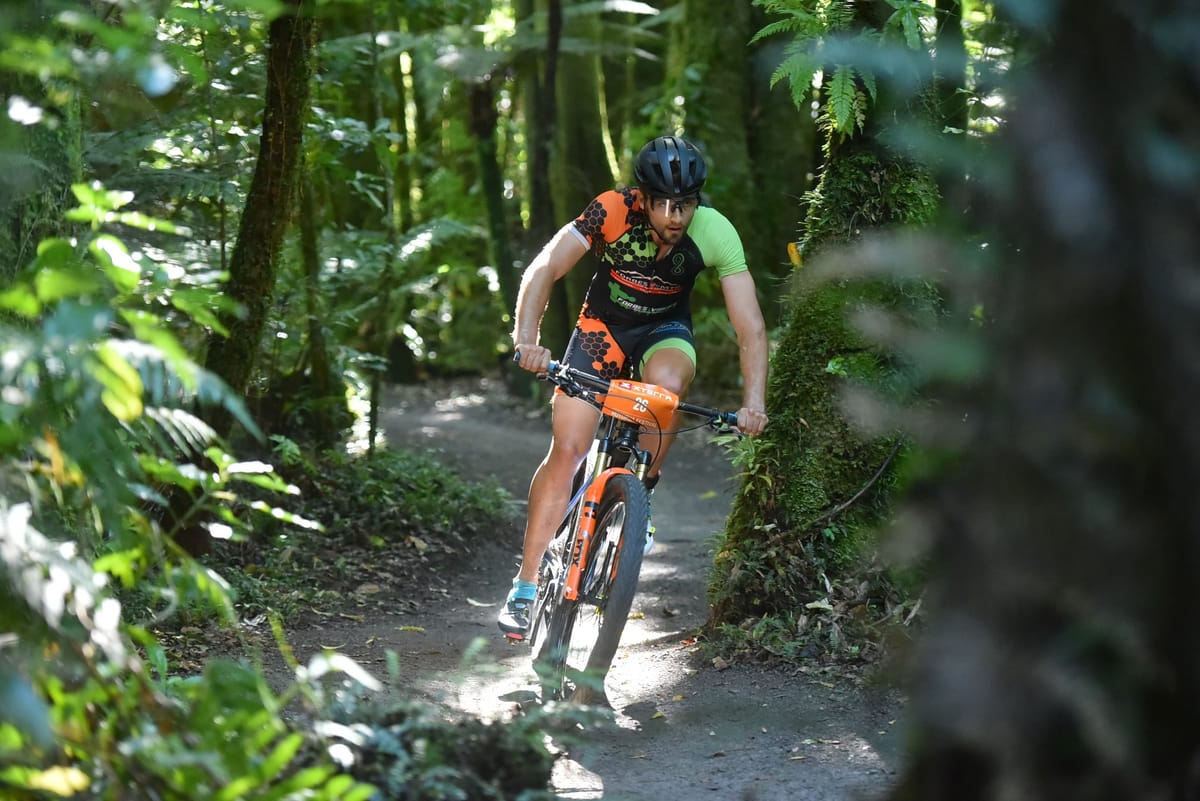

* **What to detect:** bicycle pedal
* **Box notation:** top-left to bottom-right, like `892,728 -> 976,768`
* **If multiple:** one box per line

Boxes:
504,632 -> 528,643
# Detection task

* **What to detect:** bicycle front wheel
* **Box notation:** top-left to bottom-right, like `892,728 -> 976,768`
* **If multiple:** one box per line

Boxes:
557,472 -> 648,704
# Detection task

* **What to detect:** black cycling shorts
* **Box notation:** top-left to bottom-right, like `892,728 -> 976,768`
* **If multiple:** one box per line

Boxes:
562,306 -> 696,381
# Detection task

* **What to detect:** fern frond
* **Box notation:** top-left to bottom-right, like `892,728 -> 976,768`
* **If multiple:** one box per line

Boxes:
859,68 -> 878,103
826,0 -> 856,30
106,339 -> 260,440
751,12 -> 819,44
827,65 -> 861,136
768,40 -> 820,94
139,406 -> 218,460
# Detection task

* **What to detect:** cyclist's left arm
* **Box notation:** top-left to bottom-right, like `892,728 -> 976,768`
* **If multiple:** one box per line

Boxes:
720,270 -> 769,436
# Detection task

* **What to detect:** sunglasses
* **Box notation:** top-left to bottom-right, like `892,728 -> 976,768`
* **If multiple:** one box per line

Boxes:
648,195 -> 700,215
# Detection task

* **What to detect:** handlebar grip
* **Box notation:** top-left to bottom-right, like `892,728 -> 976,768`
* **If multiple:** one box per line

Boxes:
512,351 -> 560,370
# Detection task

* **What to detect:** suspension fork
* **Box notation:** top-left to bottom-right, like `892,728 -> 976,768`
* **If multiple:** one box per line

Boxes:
562,423 -> 652,601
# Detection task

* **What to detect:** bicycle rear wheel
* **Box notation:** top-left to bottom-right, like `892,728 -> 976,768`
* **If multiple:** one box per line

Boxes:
544,472 -> 648,704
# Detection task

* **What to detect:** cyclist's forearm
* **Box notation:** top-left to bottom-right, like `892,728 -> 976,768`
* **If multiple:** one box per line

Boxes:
513,270 -> 553,345
737,328 -> 769,410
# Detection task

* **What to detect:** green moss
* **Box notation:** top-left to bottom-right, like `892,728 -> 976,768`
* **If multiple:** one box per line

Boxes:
708,145 -> 941,643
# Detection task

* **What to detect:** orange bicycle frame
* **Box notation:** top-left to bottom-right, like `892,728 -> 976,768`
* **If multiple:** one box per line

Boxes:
560,378 -> 680,601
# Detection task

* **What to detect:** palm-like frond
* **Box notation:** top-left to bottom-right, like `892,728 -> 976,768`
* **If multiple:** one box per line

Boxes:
826,64 -> 867,137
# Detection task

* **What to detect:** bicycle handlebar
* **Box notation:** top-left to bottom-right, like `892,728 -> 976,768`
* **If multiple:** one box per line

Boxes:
534,357 -> 740,432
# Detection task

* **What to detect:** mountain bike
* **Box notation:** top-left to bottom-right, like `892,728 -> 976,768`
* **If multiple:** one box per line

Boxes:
522,358 -> 739,704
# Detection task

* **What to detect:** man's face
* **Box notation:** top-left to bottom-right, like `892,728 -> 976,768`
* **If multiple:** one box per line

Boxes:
646,195 -> 699,244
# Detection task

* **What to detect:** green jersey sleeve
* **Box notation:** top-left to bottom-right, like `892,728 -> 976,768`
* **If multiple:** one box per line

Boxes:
688,207 -> 749,279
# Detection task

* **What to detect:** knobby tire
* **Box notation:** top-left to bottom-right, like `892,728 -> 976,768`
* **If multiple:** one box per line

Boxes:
533,472 -> 648,703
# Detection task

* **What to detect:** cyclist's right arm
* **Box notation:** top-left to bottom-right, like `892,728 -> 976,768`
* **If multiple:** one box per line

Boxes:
512,223 -> 590,374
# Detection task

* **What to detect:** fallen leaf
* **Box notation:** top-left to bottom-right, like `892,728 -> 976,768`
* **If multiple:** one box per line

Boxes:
338,613 -> 365,622
788,756 -> 808,761
712,656 -> 730,671
709,751 -> 726,758
699,490 -> 719,500
629,611 -> 646,620
398,625 -> 425,633
672,694 -> 685,702
466,597 -> 494,607
407,535 -> 429,552
356,583 -> 383,596
651,712 -> 665,719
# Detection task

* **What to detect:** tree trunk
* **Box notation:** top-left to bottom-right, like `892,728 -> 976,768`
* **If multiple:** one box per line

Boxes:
298,162 -> 338,448
553,0 -> 614,313
516,0 -> 571,359
469,79 -> 518,314
887,1 -> 1200,798
389,0 -> 415,232
747,3 -> 818,327
205,0 -> 316,426
707,0 -> 941,630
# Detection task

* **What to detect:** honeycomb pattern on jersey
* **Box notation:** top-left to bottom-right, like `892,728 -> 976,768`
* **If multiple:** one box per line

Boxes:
578,190 -> 654,269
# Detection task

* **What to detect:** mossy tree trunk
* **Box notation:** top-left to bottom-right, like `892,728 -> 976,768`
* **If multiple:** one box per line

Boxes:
887,0 -> 1200,796
204,0 -> 316,426
707,1 -> 944,634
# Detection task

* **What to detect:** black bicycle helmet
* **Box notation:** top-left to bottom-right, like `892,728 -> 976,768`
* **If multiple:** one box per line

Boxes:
634,135 -> 707,198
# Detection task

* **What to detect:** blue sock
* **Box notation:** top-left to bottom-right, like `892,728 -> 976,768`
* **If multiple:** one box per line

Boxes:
509,578 -> 537,601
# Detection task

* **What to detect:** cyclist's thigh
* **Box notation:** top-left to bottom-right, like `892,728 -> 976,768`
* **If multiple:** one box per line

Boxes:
632,320 -> 696,388
562,309 -> 628,380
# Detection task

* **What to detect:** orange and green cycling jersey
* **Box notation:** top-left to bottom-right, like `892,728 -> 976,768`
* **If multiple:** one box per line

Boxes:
568,187 -> 749,326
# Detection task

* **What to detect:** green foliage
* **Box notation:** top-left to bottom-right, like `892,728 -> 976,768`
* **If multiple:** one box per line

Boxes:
0,188 -> 368,799
801,150 -> 941,256
288,446 -> 511,549
0,517 -> 378,800
752,0 -> 935,140
708,140 -> 943,658
323,653 -> 570,801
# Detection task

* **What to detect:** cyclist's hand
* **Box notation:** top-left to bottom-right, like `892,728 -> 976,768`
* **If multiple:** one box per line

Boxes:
513,344 -> 552,374
736,407 -> 768,437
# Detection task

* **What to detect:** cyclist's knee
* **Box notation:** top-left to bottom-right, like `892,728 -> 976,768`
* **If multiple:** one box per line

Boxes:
548,435 -> 591,467
642,350 -> 695,396
645,369 -> 692,397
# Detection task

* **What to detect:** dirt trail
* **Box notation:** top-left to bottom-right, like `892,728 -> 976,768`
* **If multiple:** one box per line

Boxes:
285,378 -> 905,801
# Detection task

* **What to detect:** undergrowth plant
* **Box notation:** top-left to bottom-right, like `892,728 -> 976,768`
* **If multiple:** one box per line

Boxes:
0,185 -> 375,799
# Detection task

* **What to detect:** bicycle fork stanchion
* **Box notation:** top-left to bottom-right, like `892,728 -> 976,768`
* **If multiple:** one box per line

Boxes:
562,468 -> 635,601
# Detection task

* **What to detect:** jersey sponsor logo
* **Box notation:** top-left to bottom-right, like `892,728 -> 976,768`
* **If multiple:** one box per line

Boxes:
611,269 -> 683,296
606,281 -> 678,316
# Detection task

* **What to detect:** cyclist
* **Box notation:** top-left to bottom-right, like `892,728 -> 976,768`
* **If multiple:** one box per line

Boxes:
499,134 -> 769,639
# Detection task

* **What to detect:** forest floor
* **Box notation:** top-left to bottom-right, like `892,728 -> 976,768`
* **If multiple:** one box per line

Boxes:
207,376 -> 908,801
